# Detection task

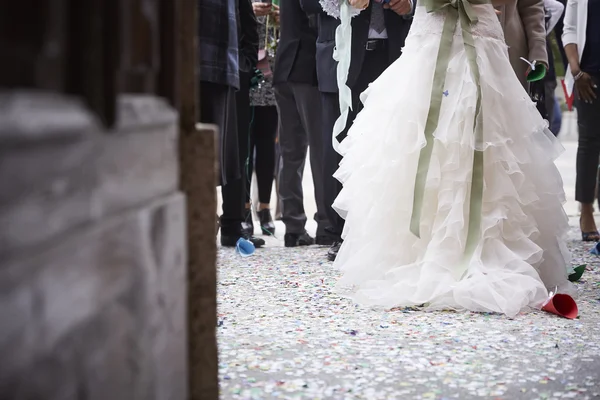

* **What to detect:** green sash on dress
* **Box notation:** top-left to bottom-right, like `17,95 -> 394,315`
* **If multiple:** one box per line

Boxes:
410,0 -> 490,276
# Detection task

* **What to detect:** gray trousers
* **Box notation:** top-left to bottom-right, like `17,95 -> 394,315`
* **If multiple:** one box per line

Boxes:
274,82 -> 329,235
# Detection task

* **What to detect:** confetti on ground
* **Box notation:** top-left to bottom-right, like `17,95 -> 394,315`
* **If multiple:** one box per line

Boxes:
217,219 -> 600,399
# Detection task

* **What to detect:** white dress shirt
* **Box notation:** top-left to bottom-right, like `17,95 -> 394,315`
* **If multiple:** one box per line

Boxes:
544,0 -> 565,32
562,0 -> 589,96
368,0 -> 414,39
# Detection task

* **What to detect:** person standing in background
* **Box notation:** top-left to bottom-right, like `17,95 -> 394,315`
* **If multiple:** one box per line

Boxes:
198,0 -> 264,248
233,0 -> 265,247
543,0 -> 565,136
197,0 -> 241,189
274,0 -> 331,247
297,0 -> 342,253
552,0 -> 569,69
497,0 -> 548,90
244,1 -> 280,236
301,0 -> 413,261
563,0 -> 600,241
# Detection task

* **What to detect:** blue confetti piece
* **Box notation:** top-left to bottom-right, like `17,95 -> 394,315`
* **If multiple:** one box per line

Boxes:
443,90 -> 449,97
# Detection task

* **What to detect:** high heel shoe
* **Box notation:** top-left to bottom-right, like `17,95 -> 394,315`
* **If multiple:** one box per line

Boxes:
581,231 -> 600,242
580,216 -> 599,242
258,209 -> 276,236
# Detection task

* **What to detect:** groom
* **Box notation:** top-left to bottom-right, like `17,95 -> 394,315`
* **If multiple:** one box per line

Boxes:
301,0 -> 413,261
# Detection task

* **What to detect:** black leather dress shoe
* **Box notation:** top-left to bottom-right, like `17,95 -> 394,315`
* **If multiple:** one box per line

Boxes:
257,209 -> 276,236
221,232 -> 265,248
316,235 -> 335,246
284,231 -> 315,247
327,240 -> 343,261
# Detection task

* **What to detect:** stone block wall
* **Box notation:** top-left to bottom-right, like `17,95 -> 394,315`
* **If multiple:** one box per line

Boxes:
0,92 -> 187,400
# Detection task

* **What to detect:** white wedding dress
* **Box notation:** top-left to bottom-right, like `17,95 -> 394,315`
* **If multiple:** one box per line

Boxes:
333,4 -> 576,318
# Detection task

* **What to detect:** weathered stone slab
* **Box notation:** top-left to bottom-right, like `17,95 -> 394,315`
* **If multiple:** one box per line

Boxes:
0,91 -> 97,146
0,94 -> 179,261
0,92 -> 102,260
0,193 -> 187,400
95,95 -> 179,220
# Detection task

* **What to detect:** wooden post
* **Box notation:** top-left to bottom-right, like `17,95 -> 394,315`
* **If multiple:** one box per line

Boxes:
0,0 -> 67,91
158,0 -> 180,110
65,0 -> 120,127
177,1 -> 219,399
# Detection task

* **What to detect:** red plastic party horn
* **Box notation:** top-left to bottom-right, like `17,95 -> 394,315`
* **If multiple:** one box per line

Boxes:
561,79 -> 575,111
542,293 -> 578,319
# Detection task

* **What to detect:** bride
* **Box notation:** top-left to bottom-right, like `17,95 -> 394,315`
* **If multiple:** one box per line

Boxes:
328,0 -> 576,317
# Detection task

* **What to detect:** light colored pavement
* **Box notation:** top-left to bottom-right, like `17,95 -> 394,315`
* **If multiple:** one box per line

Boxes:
217,111 -> 600,399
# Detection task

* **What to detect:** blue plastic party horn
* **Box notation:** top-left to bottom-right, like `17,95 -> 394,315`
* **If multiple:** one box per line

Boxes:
236,237 -> 255,257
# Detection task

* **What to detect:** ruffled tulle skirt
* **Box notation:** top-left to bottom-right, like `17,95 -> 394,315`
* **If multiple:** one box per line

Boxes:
332,10 -> 575,318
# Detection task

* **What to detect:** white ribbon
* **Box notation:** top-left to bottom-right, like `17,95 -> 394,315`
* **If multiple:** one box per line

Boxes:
519,57 -> 537,71
332,2 -> 355,154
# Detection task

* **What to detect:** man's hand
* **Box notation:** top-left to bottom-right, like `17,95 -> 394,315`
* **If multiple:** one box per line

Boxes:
349,0 -> 370,9
383,0 -> 412,15
524,60 -> 548,81
252,2 -> 272,16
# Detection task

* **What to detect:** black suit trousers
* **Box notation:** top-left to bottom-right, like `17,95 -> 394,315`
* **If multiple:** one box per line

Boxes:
322,44 -> 390,239
221,71 -> 252,235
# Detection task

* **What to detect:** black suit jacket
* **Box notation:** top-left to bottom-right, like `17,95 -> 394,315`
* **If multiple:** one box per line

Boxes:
238,0 -> 259,73
238,0 -> 258,73
300,0 -> 413,93
273,0 -> 319,85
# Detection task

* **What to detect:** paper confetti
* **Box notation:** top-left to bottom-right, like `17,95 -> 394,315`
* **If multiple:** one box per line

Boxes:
217,220 -> 600,399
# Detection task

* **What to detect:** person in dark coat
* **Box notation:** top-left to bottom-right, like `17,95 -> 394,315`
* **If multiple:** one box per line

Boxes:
198,0 -> 241,186
198,0 -> 264,247
273,0 -> 331,247
300,0 -> 413,260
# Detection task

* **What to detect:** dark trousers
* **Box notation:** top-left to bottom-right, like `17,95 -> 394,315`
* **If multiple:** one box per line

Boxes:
246,105 -> 278,204
575,74 -> 600,204
544,79 -> 559,136
322,42 -> 390,239
199,81 -> 239,186
219,71 -> 252,235
275,82 -> 328,235
321,91 -> 343,238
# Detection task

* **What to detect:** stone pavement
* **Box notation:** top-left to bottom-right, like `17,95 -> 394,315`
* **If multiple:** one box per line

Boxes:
217,116 -> 600,399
